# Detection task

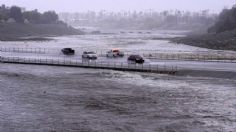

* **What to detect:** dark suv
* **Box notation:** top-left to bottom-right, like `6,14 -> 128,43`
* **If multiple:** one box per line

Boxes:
128,55 -> 145,64
61,48 -> 75,55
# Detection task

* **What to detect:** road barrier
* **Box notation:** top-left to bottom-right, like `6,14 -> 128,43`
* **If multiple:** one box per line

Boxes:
0,47 -> 48,54
1,47 -> 236,63
143,53 -> 236,63
0,56 -> 178,75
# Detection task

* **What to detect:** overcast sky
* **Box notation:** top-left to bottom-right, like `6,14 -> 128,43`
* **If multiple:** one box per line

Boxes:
1,0 -> 236,13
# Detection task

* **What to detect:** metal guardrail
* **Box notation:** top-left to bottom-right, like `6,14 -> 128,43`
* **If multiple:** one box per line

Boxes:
1,47 -> 236,63
143,53 -> 236,63
0,56 -> 178,74
0,47 -> 48,54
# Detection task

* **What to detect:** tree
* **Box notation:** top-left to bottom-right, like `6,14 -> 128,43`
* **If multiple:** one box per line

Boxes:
10,6 -> 24,23
23,10 -> 41,23
40,11 -> 58,24
0,5 -> 10,21
0,13 -> 3,20
209,7 -> 236,33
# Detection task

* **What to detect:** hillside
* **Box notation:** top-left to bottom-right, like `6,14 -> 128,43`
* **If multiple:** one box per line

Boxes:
0,23 -> 84,41
172,7 -> 236,51
172,29 -> 236,51
0,5 -> 84,41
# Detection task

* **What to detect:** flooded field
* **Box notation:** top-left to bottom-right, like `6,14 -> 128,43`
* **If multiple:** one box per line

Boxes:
0,30 -> 236,132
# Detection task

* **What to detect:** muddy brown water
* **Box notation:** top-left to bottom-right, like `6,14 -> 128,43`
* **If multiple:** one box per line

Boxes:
0,63 -> 235,132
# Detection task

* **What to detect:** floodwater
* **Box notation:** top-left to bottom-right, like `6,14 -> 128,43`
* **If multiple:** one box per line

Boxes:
0,30 -> 236,132
1,29 -> 236,72
0,63 -> 235,132
0,30 -> 206,51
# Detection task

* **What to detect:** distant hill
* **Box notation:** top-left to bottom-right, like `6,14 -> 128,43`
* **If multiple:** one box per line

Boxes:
173,29 -> 236,51
173,6 -> 236,51
208,7 -> 236,33
0,23 -> 84,41
0,4 -> 84,41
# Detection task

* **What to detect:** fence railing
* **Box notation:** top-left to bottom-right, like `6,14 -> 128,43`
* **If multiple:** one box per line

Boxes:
0,47 -> 49,54
1,47 -> 236,62
143,53 -> 236,63
0,56 -> 178,74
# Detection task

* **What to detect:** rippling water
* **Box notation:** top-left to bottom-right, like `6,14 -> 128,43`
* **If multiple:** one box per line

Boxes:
0,30 -> 235,132
0,63 -> 235,132
0,30 -> 204,51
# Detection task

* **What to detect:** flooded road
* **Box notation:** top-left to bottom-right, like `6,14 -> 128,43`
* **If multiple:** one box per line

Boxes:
0,30 -> 236,132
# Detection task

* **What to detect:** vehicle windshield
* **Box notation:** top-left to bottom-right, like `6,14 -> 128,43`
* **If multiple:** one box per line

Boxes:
112,50 -> 119,52
64,48 -> 72,50
131,55 -> 142,58
86,52 -> 96,54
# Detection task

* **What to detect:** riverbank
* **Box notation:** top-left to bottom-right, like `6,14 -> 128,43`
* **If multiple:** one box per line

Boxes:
172,29 -> 236,51
0,23 -> 84,41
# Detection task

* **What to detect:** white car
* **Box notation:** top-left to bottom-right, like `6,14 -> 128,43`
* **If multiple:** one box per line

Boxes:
106,49 -> 124,57
82,51 -> 98,60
